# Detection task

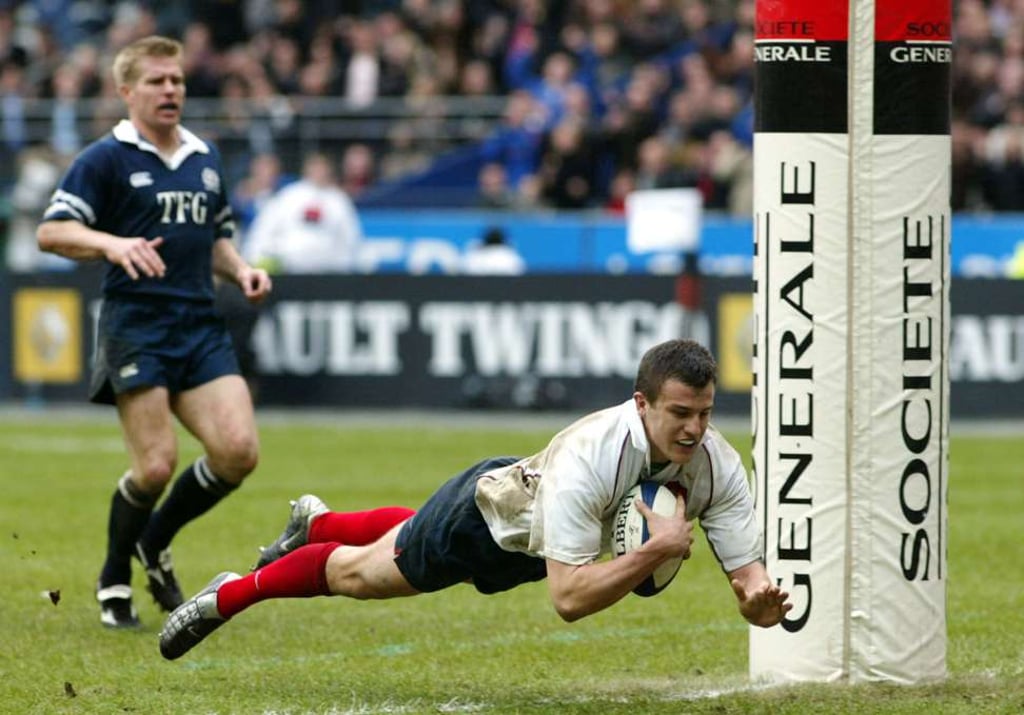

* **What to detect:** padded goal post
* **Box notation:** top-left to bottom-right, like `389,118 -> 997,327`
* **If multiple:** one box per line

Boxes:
750,0 -> 950,683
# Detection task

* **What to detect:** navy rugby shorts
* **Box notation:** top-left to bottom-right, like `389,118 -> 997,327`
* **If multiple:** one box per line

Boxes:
89,296 -> 240,405
394,456 -> 548,595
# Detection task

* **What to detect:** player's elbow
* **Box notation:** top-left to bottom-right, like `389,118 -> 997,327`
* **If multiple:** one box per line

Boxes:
550,592 -> 590,623
36,222 -> 59,252
36,220 -> 77,254
546,561 -> 601,622
553,603 -> 584,623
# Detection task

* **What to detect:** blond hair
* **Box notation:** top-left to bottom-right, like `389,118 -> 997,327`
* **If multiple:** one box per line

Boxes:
112,35 -> 183,87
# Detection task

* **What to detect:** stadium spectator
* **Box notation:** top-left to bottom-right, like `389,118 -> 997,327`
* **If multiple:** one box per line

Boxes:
474,161 -> 521,210
401,72 -> 453,157
600,62 -> 666,173
5,144 -> 71,272
537,117 -> 598,208
378,120 -> 433,180
561,80 -> 599,133
620,0 -> 685,60
658,88 -> 701,156
951,118 -> 986,211
459,56 -> 497,98
455,57 -> 500,140
604,166 -> 635,214
529,50 -> 578,130
704,129 -> 754,216
212,74 -> 268,173
377,11 -> 432,98
480,89 -> 546,190
264,0 -> 315,50
0,54 -> 29,188
179,22 -> 222,99
46,61 -> 85,158
35,35 -> 272,629
341,18 -> 382,108
502,0 -> 548,91
158,338 -> 793,660
467,10 -> 511,91
264,34 -> 303,95
230,151 -> 288,245
979,123 -> 1024,211
244,151 -> 363,272
460,226 -> 526,275
576,20 -> 632,117
633,134 -> 696,191
339,141 -> 376,199
298,25 -> 342,96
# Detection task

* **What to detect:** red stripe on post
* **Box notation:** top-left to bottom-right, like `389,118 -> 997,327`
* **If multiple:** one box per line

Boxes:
875,0 -> 952,42
755,0 -> 849,41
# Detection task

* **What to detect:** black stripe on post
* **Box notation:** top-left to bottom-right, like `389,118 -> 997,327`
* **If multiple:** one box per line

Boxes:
755,42 -> 849,134
874,42 -> 951,135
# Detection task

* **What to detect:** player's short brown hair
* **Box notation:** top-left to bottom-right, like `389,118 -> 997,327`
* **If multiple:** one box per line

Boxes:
112,35 -> 183,87
634,339 -> 717,403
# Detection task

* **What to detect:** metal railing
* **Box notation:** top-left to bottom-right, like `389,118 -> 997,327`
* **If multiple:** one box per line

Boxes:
2,94 -> 509,181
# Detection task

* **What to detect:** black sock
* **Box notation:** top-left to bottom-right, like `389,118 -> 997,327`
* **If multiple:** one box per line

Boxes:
99,473 -> 158,588
137,457 -> 238,560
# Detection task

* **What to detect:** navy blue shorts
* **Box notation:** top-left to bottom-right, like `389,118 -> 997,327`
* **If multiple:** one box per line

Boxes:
89,296 -> 240,405
395,456 -> 548,595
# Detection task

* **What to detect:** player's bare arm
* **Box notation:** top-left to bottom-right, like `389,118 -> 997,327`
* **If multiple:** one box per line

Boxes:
545,493 -> 692,622
37,219 -> 165,279
728,560 -> 793,628
212,238 -> 272,303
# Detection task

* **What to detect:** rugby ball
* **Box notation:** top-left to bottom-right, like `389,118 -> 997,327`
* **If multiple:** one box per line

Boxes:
612,481 -> 683,597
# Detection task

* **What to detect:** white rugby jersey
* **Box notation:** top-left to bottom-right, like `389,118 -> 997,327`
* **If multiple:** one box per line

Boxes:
474,398 -> 762,574
242,178 -> 363,272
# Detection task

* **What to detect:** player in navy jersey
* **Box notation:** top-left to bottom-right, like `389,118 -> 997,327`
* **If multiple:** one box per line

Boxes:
37,36 -> 273,629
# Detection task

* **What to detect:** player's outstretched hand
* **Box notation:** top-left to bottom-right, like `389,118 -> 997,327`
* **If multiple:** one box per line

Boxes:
730,578 -> 792,628
238,265 -> 272,304
109,236 -> 165,280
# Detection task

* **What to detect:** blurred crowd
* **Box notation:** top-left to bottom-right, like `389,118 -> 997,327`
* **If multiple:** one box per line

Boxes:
0,0 -> 757,213
1,0 -> 1023,271
954,0 -> 1024,211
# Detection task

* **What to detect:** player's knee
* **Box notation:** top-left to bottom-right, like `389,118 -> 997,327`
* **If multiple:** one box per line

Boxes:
337,577 -> 375,600
325,549 -> 383,599
209,432 -> 259,481
136,455 -> 176,491
231,438 -> 259,477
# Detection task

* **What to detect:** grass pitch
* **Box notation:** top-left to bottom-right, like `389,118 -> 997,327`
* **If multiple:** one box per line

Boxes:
1,408 -> 1022,714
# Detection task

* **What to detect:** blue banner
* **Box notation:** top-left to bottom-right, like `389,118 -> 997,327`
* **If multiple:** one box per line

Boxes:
358,210 -> 1024,278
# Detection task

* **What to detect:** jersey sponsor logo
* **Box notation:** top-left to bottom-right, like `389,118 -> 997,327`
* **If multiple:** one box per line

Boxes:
156,191 -> 209,224
202,168 -> 220,194
129,171 -> 153,187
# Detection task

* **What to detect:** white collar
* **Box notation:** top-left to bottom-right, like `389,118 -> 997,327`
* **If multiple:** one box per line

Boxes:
622,398 -> 650,455
112,119 -> 209,170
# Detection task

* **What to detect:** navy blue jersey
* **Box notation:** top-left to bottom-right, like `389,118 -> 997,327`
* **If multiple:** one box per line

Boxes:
42,120 -> 236,302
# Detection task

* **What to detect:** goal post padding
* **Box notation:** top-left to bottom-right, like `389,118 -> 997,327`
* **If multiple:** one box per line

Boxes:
750,0 -> 950,683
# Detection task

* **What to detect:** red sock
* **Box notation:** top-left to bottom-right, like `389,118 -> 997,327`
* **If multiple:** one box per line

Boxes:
216,542 -> 339,619
308,507 -> 414,545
